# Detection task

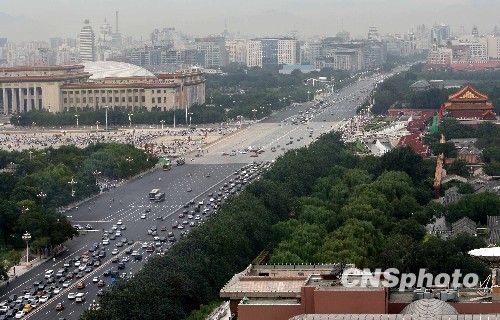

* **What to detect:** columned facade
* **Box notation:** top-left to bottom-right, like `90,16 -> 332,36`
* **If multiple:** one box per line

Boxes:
0,65 -> 205,114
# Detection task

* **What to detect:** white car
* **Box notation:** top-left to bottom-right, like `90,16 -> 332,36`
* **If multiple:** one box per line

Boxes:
102,239 -> 110,245
68,292 -> 76,300
93,276 -> 99,283
115,231 -> 121,237
44,270 -> 54,279
15,311 -> 25,319
111,225 -> 117,230
140,214 -> 146,219
112,249 -> 119,255
74,261 -> 81,267
121,256 -> 130,262
53,287 -> 61,294
63,281 -> 72,288
117,220 -> 122,225
39,295 -> 49,303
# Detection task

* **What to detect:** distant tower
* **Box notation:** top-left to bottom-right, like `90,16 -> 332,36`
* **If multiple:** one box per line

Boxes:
222,18 -> 229,38
79,19 -> 95,62
116,11 -> 119,34
472,25 -> 479,38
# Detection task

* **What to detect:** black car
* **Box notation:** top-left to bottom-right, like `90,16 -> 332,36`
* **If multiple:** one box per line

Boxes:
117,262 -> 125,270
102,270 -> 111,277
145,208 -> 151,213
124,248 -> 133,254
133,255 -> 142,261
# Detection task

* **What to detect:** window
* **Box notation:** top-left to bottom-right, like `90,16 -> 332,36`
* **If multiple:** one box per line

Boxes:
152,98 -> 155,103
76,98 -> 80,103
69,98 -> 73,103
101,97 -> 106,103
157,90 -> 161,93
122,97 -> 125,102
89,97 -> 93,103
128,97 -> 132,102
83,97 -> 86,103
141,96 -> 145,103
115,97 -> 119,102
108,97 -> 112,102
63,98 -> 67,103
134,96 -> 138,103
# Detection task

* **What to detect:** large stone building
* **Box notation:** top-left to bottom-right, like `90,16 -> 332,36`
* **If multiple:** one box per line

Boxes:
0,61 -> 205,114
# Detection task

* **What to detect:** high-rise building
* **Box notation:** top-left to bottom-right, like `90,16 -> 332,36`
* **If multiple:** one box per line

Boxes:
472,25 -> 479,38
368,26 -> 380,41
195,37 -> 228,68
78,19 -> 95,62
246,38 -> 299,68
431,24 -> 450,47
225,39 -> 247,65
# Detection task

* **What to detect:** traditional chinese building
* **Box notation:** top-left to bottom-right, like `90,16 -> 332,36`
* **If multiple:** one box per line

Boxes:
439,84 -> 497,120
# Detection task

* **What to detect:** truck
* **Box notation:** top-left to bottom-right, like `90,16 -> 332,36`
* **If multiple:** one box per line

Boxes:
159,158 -> 171,171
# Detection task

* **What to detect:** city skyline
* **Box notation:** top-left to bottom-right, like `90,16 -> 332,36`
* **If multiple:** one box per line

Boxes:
1,0 -> 500,42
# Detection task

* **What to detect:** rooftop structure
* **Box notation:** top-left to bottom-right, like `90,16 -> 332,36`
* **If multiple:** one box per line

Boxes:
439,84 -> 497,121
82,61 -> 154,79
222,264 -> 500,320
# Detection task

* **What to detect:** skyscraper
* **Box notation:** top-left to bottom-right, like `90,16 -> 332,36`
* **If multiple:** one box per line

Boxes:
78,19 -> 95,62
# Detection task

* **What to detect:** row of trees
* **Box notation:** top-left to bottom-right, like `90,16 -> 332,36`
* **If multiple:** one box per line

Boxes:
0,143 -> 156,276
269,146 -> 490,279
80,132 -> 355,319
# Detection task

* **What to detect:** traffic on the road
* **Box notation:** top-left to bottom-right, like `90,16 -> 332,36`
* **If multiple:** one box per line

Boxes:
0,70 -> 404,320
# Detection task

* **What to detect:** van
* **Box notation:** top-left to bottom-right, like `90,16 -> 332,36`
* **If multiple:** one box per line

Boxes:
75,293 -> 85,302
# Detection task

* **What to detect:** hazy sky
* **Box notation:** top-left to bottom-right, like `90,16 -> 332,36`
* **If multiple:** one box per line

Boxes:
1,0 -> 500,42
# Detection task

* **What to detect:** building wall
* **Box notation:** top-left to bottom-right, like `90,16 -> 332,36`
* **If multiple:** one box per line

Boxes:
238,304 -> 303,320
312,289 -> 387,314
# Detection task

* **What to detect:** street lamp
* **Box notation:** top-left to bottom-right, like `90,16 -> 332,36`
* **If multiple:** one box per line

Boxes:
188,112 -> 193,127
37,192 -> 46,206
126,156 -> 133,179
160,120 -> 165,130
75,114 -> 79,129
68,178 -> 77,197
28,150 -> 33,161
22,231 -> 31,269
16,115 -> 21,126
252,109 -> 257,121
128,113 -> 133,128
104,106 -> 109,131
92,170 -> 101,185
307,91 -> 311,102
96,121 -> 100,132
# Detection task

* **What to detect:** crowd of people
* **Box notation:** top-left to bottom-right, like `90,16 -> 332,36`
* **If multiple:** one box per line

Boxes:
0,125 -> 238,156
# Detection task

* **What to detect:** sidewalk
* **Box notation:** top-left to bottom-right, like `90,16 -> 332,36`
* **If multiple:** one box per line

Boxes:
0,245 -> 66,288
0,256 -> 48,288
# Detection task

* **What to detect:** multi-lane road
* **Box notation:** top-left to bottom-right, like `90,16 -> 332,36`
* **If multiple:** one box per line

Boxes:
0,69 -> 403,320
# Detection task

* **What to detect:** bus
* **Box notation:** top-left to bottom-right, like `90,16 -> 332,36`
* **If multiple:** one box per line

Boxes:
149,189 -> 160,200
154,192 -> 166,202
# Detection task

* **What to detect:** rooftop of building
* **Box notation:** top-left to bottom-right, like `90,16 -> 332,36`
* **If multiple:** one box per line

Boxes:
82,61 -> 155,79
